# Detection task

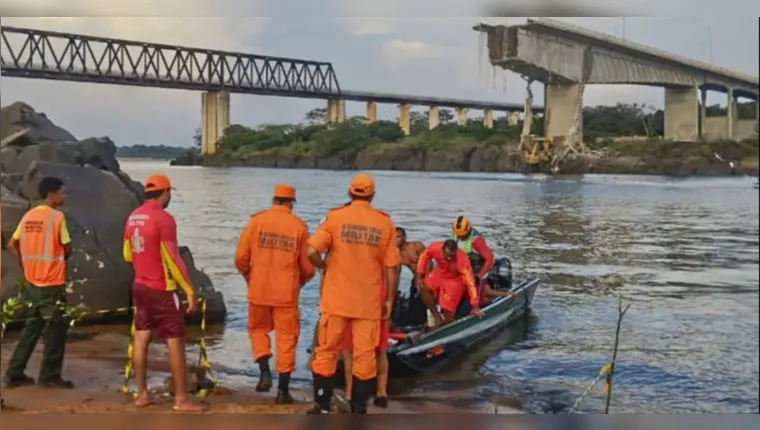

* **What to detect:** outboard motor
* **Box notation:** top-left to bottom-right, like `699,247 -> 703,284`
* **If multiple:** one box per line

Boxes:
487,257 -> 513,291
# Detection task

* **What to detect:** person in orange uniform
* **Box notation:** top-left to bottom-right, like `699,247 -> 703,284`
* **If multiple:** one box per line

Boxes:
233,184 -> 315,404
306,173 -> 400,414
4,177 -> 73,390
340,226 -> 428,409
340,276 -> 390,409
122,174 -> 204,412
416,239 -> 484,326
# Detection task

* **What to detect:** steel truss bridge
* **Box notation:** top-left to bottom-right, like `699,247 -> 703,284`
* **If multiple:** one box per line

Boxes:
0,26 -> 538,112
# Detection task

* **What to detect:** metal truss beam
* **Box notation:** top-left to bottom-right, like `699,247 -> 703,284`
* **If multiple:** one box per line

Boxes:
0,26 -> 342,99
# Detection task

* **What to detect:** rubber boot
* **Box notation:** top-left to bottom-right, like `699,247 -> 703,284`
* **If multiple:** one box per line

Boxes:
349,377 -> 375,415
255,356 -> 273,392
306,374 -> 333,414
275,372 -> 295,404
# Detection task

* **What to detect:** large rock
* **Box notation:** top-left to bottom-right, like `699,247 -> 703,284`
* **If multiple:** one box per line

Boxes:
0,102 -> 77,148
0,102 -> 227,326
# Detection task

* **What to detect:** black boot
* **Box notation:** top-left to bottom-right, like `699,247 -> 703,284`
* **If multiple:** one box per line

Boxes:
373,396 -> 389,408
275,372 -> 295,404
305,373 -> 333,414
255,356 -> 273,392
349,377 -> 375,414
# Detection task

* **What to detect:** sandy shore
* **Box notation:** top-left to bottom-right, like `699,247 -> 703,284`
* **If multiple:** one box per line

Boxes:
1,328 -> 521,414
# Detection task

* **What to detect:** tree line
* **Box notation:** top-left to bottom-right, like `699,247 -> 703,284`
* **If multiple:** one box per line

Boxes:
116,144 -> 190,159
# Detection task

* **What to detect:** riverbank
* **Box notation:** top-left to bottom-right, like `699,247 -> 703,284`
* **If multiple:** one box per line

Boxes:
1,327 -> 519,414
172,137 -> 759,177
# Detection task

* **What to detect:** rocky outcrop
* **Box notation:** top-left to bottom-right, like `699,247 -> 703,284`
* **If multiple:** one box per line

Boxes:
1,102 -> 226,325
176,139 -> 759,177
187,143 -> 528,173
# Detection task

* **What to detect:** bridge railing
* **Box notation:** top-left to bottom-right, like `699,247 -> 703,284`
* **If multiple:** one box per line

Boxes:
0,26 -> 342,98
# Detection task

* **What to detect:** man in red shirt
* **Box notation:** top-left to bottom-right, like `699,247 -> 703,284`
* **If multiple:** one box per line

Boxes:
416,239 -> 484,326
122,174 -> 204,412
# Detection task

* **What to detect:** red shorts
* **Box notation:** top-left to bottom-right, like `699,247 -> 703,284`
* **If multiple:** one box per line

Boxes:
133,284 -> 185,339
342,319 -> 390,352
424,268 -> 466,314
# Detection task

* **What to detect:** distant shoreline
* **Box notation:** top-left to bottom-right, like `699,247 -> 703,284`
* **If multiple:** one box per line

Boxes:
116,145 -> 191,160
167,163 -> 759,178
118,156 -> 173,161
169,141 -> 759,178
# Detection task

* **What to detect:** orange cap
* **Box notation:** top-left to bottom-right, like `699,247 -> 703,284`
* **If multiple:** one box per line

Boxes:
349,173 -> 375,197
273,184 -> 296,200
144,174 -> 174,192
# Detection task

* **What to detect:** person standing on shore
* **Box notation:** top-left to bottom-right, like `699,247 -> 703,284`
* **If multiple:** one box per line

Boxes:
4,177 -> 74,390
341,226 -> 426,409
340,281 -> 391,409
122,174 -> 204,412
233,184 -> 315,404
306,173 -> 400,414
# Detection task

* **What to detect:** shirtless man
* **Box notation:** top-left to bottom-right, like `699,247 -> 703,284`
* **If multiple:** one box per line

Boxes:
397,228 -> 425,274
394,227 -> 429,327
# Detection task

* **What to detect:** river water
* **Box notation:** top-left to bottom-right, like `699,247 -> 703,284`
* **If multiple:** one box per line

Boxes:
120,160 -> 759,414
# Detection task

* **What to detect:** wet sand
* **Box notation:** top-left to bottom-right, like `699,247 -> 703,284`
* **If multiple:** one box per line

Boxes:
1,329 -> 520,414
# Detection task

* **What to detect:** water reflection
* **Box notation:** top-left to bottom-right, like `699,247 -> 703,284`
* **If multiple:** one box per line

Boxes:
120,161 -> 759,413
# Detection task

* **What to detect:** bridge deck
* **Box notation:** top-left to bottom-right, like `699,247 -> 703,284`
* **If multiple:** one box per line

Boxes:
517,18 -> 758,96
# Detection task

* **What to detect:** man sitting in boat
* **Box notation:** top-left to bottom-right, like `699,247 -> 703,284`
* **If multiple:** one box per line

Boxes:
451,216 -> 515,318
415,239 -> 484,326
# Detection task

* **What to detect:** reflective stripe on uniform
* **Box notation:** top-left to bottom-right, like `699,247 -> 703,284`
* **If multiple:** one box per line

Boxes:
451,228 -> 480,254
20,209 -> 65,262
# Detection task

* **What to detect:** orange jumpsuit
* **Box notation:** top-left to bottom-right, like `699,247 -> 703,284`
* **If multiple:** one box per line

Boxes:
417,241 -> 479,314
309,201 -> 400,381
234,205 -> 315,374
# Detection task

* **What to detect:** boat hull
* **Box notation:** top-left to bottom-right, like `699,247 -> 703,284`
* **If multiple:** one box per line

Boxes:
389,277 -> 539,375
331,277 -> 539,382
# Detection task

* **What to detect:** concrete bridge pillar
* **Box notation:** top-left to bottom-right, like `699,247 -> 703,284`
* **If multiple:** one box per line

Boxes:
366,101 -> 377,124
507,112 -> 519,126
428,106 -> 440,130
544,83 -> 582,141
398,104 -> 411,135
699,88 -> 707,138
327,99 -> 345,124
726,89 -> 736,140
664,86 -> 699,141
456,108 -> 468,126
200,91 -> 230,155
483,109 -> 494,128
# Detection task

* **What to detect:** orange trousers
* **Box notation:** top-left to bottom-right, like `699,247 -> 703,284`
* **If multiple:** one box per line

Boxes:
248,304 -> 300,374
311,313 -> 379,381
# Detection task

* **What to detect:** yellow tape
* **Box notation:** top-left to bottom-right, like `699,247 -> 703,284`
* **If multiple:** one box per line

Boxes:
2,288 -> 217,400
120,298 -> 217,400
567,362 -> 613,414
121,311 -> 137,398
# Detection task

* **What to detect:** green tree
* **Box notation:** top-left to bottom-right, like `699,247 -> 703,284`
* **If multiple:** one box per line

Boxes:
193,128 -> 201,147
305,107 -> 328,124
439,109 -> 455,124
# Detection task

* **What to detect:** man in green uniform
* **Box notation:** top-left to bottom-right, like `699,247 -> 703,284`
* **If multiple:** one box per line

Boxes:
3,177 -> 73,389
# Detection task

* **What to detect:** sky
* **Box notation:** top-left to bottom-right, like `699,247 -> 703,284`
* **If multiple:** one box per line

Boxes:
1,0 -> 758,147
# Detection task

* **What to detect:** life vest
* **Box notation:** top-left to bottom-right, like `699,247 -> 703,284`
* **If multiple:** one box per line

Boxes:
17,205 -> 67,286
452,228 -> 485,275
